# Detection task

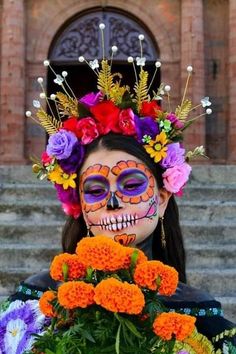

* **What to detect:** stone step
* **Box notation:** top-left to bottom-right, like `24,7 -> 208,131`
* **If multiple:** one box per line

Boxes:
0,244 -> 61,270
178,201 -> 236,223
0,222 -> 63,245
0,201 -> 64,223
182,184 -> 236,202
1,200 -> 236,223
182,222 -> 236,245
0,268 -> 34,296
189,165 -> 236,185
1,182 -> 236,203
0,183 -> 56,202
216,296 -> 236,323
185,244 -> 236,269
1,165 -> 236,184
187,269 -> 236,296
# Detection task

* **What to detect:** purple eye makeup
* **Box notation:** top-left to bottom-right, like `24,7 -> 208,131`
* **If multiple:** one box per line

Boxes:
83,175 -> 110,203
117,169 -> 149,196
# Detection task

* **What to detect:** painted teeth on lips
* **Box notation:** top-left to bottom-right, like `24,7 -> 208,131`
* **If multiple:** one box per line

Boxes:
99,214 -> 138,231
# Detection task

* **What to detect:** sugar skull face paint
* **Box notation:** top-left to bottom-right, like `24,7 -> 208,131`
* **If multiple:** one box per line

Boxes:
79,149 -> 167,246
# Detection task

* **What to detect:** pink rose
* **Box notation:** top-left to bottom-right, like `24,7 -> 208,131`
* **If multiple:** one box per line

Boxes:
162,163 -> 192,193
62,202 -> 81,219
76,117 -> 99,145
119,108 -> 136,135
41,151 -> 53,165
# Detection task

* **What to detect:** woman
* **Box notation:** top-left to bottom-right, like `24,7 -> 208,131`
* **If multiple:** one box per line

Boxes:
6,133 -> 235,351
1,46 -> 236,352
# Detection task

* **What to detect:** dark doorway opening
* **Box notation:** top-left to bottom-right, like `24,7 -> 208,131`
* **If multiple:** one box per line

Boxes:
47,62 -> 161,105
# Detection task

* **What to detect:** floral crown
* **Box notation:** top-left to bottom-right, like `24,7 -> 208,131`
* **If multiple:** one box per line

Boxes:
26,24 -> 212,219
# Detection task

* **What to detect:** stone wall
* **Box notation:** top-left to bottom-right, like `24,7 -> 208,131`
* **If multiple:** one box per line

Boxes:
0,0 -> 235,164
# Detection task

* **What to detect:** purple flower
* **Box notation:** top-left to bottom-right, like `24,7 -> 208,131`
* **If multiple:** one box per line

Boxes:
134,116 -> 159,143
59,141 -> 85,173
0,300 -> 46,354
161,143 -> 185,168
166,113 -> 184,129
79,91 -> 103,108
55,183 -> 79,204
46,129 -> 77,160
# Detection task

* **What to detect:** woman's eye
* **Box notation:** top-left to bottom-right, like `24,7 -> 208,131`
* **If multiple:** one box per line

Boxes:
86,188 -> 105,196
124,182 -> 143,190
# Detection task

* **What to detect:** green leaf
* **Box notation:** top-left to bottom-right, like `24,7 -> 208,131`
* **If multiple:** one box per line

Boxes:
45,350 -> 56,354
115,323 -> 121,354
130,249 -> 139,275
123,318 -> 143,339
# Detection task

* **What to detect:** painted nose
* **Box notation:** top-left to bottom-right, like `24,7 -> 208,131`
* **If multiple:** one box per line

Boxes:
106,192 -> 122,210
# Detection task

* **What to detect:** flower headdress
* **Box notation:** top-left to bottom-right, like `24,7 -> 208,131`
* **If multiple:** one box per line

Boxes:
26,24 -> 212,218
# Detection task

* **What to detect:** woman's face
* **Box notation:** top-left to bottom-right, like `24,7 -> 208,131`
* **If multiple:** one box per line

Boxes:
79,148 -> 169,246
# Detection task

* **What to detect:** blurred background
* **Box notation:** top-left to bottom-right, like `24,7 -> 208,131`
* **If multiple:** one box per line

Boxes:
0,0 -> 235,322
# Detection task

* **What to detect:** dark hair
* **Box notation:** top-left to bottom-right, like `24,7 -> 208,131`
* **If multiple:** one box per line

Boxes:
62,134 -> 186,282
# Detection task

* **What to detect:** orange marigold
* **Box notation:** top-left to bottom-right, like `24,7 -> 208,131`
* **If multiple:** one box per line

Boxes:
153,312 -> 196,341
94,278 -> 145,314
75,235 -> 127,271
57,281 -> 95,309
39,290 -> 56,317
123,247 -> 148,269
50,253 -> 86,281
133,260 -> 178,295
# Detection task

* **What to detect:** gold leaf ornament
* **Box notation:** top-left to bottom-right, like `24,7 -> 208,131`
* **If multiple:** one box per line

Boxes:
56,92 -> 79,117
36,108 -> 62,135
97,60 -> 115,98
175,99 -> 192,121
134,69 -> 149,112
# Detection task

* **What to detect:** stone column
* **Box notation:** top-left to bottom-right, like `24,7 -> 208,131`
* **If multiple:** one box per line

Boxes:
0,0 -> 26,164
228,0 -> 236,163
181,0 -> 206,152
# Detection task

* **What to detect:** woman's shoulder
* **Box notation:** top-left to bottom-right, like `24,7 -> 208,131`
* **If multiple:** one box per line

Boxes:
9,270 -> 58,302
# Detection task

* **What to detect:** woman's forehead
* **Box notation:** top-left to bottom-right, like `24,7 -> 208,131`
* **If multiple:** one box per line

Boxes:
80,149 -> 145,174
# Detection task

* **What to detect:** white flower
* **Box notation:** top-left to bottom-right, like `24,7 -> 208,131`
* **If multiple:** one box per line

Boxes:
127,56 -> 134,63
89,59 -> 99,70
33,100 -> 41,108
206,108 -> 212,114
201,96 -> 212,107
54,74 -> 64,85
25,111 -> 32,117
5,319 -> 27,354
136,57 -> 146,66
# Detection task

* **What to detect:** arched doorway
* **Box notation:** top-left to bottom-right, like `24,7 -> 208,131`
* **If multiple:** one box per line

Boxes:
47,8 -> 160,100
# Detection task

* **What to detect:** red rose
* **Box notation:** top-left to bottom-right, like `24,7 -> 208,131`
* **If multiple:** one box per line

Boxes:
62,117 -> 79,136
140,101 -> 161,118
90,101 -> 121,134
76,117 -> 99,145
119,108 -> 136,136
41,151 -> 53,164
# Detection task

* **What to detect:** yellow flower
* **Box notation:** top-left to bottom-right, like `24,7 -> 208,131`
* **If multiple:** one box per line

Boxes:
48,165 -> 77,189
144,131 -> 168,163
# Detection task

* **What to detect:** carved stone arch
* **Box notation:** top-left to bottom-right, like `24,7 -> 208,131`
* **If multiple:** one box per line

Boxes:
49,9 -> 159,62
31,2 -> 174,64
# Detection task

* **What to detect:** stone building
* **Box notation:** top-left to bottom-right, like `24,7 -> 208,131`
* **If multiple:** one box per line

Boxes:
0,0 -> 235,165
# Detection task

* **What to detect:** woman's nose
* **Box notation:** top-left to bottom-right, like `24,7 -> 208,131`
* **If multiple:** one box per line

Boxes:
106,192 -> 122,210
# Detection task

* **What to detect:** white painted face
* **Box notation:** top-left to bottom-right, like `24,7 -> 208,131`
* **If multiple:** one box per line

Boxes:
79,148 -> 170,246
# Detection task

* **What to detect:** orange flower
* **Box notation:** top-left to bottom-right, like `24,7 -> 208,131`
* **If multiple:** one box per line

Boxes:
123,247 -> 148,269
58,281 -> 95,309
76,235 -> 127,271
133,260 -> 178,295
39,290 -> 56,317
50,253 -> 86,281
153,312 -> 196,341
94,278 -> 145,314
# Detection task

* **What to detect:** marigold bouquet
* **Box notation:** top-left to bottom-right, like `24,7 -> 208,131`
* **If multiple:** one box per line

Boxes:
28,236 -> 218,354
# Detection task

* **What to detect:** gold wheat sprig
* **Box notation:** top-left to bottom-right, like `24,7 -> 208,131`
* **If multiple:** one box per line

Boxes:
175,99 -> 192,121
56,92 -> 79,117
36,108 -> 62,135
97,60 -> 115,98
134,69 -> 149,112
